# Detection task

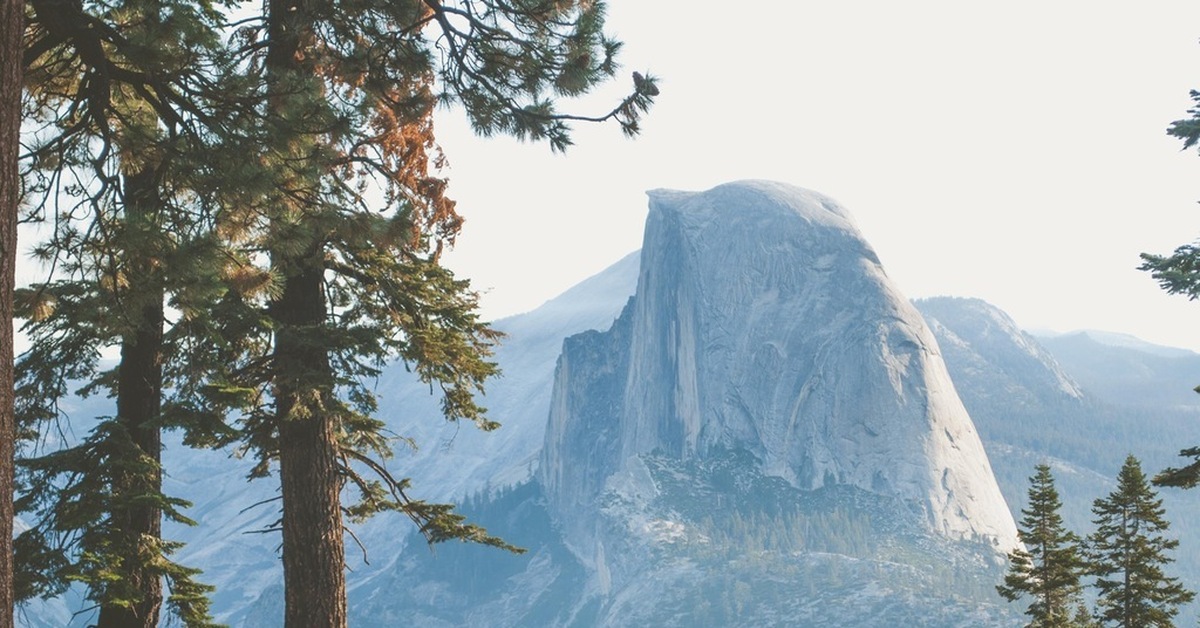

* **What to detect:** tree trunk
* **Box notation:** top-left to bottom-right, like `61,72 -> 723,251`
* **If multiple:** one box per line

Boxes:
96,167 -> 164,628
0,0 -> 22,625
274,262 -> 346,628
265,1 -> 348,626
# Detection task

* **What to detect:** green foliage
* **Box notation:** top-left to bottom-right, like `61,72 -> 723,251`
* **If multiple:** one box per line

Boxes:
997,464 -> 1087,627
1088,455 -> 1194,627
1166,89 -> 1200,151
1154,447 -> 1200,490
15,0 -> 255,623
198,0 -> 655,564
421,0 -> 658,150
17,0 -> 654,623
15,420 -> 219,626
1140,49 -> 1200,499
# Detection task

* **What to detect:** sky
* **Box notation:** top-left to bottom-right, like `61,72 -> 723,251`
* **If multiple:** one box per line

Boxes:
432,1 -> 1200,352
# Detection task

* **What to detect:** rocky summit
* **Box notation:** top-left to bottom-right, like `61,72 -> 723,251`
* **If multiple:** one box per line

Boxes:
540,181 -> 1019,567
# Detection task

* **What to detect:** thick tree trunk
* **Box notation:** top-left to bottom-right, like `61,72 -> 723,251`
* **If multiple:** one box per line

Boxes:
97,168 -> 164,628
273,263 -> 346,628
265,1 -> 348,626
0,1 -> 22,626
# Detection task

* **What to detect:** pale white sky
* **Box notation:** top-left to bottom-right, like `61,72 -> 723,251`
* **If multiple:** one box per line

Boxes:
433,1 -> 1200,352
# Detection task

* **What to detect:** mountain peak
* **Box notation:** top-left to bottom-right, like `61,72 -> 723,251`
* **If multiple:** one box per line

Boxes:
541,182 -> 1019,564
646,180 -> 858,231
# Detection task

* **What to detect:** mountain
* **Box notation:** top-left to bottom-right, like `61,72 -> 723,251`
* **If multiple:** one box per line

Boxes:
541,182 -> 1018,555
1034,330 -> 1200,409
351,181 -> 1023,626
23,180 -> 1200,626
916,297 -> 1083,412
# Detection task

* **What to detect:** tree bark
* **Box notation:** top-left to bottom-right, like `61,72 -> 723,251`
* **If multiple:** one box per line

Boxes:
265,1 -> 348,626
96,167 -> 164,628
0,0 -> 22,625
274,262 -> 346,628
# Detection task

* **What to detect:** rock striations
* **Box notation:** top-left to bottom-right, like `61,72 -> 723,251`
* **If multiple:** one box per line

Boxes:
539,181 -> 1019,563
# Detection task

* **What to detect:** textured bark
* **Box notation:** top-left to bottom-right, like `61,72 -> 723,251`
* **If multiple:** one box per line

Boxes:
266,1 -> 348,626
273,259 -> 346,628
97,168 -> 164,628
0,1 -> 21,625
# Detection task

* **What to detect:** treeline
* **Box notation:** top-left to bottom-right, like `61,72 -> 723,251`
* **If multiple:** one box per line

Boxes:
692,507 -> 878,560
6,2 -> 656,627
999,458 -> 1195,627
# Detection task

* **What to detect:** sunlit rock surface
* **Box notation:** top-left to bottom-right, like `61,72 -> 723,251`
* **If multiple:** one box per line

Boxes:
540,181 -> 1019,562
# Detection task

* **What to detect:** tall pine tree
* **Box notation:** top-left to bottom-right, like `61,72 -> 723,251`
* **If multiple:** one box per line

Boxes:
13,3 -> 654,626
997,463 -> 1086,628
199,2 -> 657,626
1088,455 -> 1193,627
14,1 -> 251,624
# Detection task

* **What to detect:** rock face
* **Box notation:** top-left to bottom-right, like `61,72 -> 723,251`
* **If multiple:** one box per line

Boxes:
540,181 -> 1019,559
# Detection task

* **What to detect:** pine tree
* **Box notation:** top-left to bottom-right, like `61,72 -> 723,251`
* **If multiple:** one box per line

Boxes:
997,464 -> 1086,628
14,2 -> 244,624
196,2 -> 657,626
1087,455 -> 1194,627
0,0 -> 21,625
15,3 -> 655,626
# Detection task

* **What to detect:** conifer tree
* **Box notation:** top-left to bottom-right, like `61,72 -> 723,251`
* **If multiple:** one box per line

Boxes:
14,2 -> 245,624
14,3 -> 654,627
1087,455 -> 1194,627
997,464 -> 1086,628
1152,447 -> 1200,490
204,1 -> 656,626
0,0 -> 21,624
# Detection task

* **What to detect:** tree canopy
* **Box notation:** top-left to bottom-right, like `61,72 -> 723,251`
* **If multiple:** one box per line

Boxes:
997,463 -> 1086,628
1088,455 -> 1193,627
12,1 -> 656,625
1141,79 -> 1200,491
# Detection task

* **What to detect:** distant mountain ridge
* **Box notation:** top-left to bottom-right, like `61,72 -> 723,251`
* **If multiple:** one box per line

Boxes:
1035,330 -> 1200,409
916,297 -> 1084,412
917,297 -> 1200,626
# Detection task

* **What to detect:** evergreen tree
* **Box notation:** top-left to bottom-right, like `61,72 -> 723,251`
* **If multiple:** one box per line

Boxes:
14,1 -> 246,624
1153,447 -> 1200,490
202,2 -> 657,626
0,0 -> 21,624
1072,602 -> 1099,628
1087,455 -> 1194,627
997,464 -> 1086,628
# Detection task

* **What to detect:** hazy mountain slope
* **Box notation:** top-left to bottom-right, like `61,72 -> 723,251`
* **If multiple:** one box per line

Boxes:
1036,330 -> 1200,409
919,297 -> 1200,624
916,297 -> 1083,411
